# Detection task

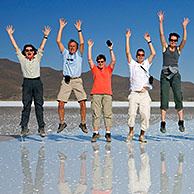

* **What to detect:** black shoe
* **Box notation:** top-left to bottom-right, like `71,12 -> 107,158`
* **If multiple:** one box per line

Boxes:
178,120 -> 185,132
91,133 -> 100,142
105,133 -> 112,142
21,127 -> 29,137
178,152 -> 184,163
57,122 -> 67,133
160,121 -> 166,133
38,128 -> 46,138
160,151 -> 166,162
79,123 -> 88,133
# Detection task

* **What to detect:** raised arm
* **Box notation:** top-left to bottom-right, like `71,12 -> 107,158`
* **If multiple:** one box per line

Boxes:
39,26 -> 52,51
144,32 -> 156,64
6,25 -> 19,52
56,18 -> 67,53
158,11 -> 168,50
88,40 -> 95,69
74,20 -> 84,55
125,28 -> 132,64
108,41 -> 115,69
179,18 -> 190,52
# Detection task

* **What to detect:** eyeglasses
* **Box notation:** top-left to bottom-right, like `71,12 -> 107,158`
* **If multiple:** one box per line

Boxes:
97,60 -> 104,64
137,53 -> 145,57
25,49 -> 33,52
169,39 -> 178,42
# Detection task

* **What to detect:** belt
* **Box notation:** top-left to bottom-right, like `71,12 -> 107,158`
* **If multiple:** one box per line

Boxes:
63,75 -> 80,79
24,77 -> 40,80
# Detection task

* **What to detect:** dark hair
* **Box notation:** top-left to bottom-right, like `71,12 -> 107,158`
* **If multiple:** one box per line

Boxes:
96,54 -> 106,62
68,39 -> 79,49
22,44 -> 37,56
169,33 -> 180,41
136,48 -> 145,55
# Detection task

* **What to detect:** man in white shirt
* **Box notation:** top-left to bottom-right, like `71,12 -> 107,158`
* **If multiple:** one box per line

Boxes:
125,29 -> 156,143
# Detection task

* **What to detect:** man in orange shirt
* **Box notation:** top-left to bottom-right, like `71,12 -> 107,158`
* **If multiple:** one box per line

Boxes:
88,40 -> 115,142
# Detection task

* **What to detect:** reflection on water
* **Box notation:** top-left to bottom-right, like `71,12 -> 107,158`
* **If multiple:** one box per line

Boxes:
160,151 -> 184,194
127,143 -> 151,194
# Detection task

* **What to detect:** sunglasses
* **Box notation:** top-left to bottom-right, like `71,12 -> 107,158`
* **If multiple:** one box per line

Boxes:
25,49 -> 33,52
137,54 -> 145,57
169,39 -> 178,42
97,60 -> 105,64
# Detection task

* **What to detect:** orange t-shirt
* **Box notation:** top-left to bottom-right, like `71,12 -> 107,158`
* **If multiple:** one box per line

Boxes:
91,64 -> 113,95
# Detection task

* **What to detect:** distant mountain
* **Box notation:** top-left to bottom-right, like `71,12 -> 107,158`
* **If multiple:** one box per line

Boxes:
1,58 -> 194,101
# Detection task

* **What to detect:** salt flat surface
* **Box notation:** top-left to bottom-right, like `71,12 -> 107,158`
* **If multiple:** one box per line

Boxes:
0,107 -> 194,194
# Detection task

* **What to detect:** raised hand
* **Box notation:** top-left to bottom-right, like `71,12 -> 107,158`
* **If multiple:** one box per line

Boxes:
144,32 -> 151,42
88,40 -> 94,47
126,28 -> 131,38
42,26 -> 52,37
157,11 -> 165,22
74,20 -> 82,31
59,18 -> 67,28
182,18 -> 190,28
6,25 -> 15,35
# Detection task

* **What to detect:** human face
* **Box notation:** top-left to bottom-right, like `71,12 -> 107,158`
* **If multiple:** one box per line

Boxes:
169,35 -> 178,48
68,42 -> 78,54
136,51 -> 145,64
97,59 -> 105,69
24,47 -> 34,58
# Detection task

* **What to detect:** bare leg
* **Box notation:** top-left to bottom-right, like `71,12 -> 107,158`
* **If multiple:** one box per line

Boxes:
161,109 -> 167,121
106,126 -> 110,132
80,100 -> 86,124
177,109 -> 183,121
58,101 -> 65,124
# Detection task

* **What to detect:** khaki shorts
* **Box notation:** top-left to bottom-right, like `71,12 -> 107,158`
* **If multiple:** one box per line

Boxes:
57,77 -> 87,102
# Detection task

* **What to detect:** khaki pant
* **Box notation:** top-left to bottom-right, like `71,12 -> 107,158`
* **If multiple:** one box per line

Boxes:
128,91 -> 151,131
91,94 -> 113,128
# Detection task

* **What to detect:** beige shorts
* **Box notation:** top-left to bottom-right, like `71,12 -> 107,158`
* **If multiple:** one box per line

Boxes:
57,77 -> 87,102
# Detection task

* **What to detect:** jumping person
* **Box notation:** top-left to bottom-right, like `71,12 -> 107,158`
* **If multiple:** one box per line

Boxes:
88,40 -> 115,142
125,29 -> 156,143
158,11 -> 190,133
56,19 -> 88,134
6,25 -> 51,138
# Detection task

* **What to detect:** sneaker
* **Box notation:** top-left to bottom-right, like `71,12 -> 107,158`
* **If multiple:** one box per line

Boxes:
105,133 -> 112,142
160,151 -> 166,162
160,121 -> 166,133
21,127 -> 29,137
57,122 -> 67,133
79,151 -> 88,160
91,133 -> 100,142
178,120 -> 185,132
139,135 -> 147,143
79,123 -> 88,133
178,152 -> 184,163
126,131 -> 134,143
38,128 -> 46,138
57,151 -> 67,162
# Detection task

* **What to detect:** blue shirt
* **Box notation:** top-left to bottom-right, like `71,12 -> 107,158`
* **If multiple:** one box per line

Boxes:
62,48 -> 82,77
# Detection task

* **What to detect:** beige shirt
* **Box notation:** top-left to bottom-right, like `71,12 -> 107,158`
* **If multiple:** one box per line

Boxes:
16,49 -> 43,78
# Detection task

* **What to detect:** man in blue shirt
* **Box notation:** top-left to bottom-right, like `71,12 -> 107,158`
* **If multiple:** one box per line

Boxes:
56,19 -> 87,133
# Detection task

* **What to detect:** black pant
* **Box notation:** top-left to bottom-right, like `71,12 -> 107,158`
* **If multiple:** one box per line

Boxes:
20,78 -> 45,129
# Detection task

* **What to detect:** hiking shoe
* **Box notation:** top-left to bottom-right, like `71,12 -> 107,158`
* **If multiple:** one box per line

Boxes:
91,133 -> 100,142
57,122 -> 67,133
139,135 -> 147,143
92,143 -> 100,152
160,121 -> 166,133
79,151 -> 88,160
178,152 -> 184,163
38,128 -> 46,138
105,142 -> 111,152
126,131 -> 134,143
57,151 -> 67,162
178,120 -> 185,132
21,127 -> 29,137
79,123 -> 88,133
160,151 -> 166,162
105,133 -> 112,142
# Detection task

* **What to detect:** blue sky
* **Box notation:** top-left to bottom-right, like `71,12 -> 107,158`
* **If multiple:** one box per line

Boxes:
0,0 -> 193,82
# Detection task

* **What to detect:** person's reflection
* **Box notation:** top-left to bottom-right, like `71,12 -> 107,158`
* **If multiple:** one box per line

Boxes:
57,151 -> 87,194
91,142 -> 113,194
127,143 -> 151,194
160,151 -> 184,194
20,146 -> 45,194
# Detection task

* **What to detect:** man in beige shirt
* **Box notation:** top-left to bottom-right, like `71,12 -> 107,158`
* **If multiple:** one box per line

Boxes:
6,25 -> 51,138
